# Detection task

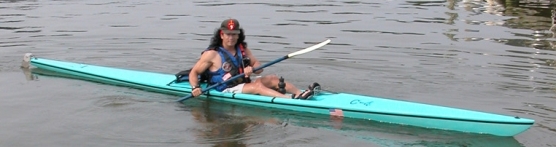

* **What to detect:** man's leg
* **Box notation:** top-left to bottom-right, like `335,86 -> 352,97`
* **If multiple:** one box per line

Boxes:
241,79 -> 291,98
257,74 -> 302,96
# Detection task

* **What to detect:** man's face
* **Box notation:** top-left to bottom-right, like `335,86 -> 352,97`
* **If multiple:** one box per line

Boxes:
221,32 -> 239,47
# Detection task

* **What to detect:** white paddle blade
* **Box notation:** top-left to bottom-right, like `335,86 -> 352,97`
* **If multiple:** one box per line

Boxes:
287,39 -> 331,58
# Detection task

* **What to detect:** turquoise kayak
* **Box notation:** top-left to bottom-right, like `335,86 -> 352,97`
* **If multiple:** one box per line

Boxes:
25,53 -> 534,137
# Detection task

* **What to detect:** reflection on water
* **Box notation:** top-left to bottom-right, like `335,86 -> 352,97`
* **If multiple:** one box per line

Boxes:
176,99 -> 524,147
20,66 -> 36,81
186,100 -> 281,147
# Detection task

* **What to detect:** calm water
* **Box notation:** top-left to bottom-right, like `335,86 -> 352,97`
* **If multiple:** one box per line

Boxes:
1,0 -> 556,146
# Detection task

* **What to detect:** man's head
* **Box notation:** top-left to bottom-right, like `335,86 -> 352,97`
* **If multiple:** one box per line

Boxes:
219,18 -> 241,48
208,18 -> 247,50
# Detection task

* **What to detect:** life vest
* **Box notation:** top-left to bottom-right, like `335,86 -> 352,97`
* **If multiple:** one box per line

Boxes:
172,44 -> 250,90
205,44 -> 250,91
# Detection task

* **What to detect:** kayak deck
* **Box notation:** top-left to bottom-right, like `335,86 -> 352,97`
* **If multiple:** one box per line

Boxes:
27,55 -> 534,136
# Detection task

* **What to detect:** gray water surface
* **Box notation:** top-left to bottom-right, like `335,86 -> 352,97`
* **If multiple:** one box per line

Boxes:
1,0 -> 555,146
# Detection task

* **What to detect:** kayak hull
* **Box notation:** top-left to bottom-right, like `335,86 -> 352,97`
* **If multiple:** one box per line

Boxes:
28,55 -> 534,136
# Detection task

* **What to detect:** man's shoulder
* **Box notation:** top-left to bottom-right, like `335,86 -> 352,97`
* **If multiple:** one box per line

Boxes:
199,49 -> 219,60
201,49 -> 218,56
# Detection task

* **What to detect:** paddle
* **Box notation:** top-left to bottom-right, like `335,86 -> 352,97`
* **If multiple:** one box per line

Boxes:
176,39 -> 331,102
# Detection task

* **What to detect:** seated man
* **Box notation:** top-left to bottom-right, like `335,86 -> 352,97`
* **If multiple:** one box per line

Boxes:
188,18 -> 317,99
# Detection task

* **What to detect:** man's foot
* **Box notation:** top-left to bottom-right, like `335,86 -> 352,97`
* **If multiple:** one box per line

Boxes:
293,89 -> 314,100
292,82 -> 320,100
309,82 -> 321,95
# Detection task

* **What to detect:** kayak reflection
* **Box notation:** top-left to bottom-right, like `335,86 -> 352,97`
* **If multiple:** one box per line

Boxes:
180,99 -> 524,147
186,99 -> 283,147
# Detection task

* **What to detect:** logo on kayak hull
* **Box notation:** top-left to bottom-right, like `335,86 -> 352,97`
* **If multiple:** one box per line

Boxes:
350,99 -> 373,106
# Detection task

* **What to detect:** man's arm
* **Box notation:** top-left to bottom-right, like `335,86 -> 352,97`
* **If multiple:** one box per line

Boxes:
189,50 -> 216,88
244,48 -> 263,74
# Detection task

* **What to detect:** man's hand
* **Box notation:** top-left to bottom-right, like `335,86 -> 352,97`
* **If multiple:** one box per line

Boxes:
244,66 -> 253,78
191,87 -> 202,97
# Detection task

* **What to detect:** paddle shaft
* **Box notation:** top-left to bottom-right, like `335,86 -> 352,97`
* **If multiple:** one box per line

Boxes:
176,39 -> 331,102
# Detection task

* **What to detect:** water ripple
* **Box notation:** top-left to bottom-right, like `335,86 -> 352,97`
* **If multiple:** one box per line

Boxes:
93,95 -> 138,108
332,12 -> 371,15
0,26 -> 22,30
274,23 -> 307,26
109,25 -> 138,28
276,10 -> 327,13
342,30 -> 425,35
14,30 -> 40,33
398,6 -> 428,10
85,2 -> 122,5
165,14 -> 190,17
258,41 -> 289,45
0,14 -> 25,16
249,35 -> 285,39
0,44 -> 26,47
196,2 -> 340,7
288,19 -> 358,25
404,1 -> 445,7
194,2 -> 233,7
